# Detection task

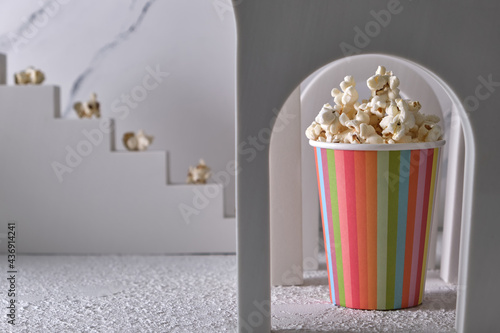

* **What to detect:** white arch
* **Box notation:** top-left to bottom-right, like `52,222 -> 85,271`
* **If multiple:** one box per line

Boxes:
270,53 -> 474,331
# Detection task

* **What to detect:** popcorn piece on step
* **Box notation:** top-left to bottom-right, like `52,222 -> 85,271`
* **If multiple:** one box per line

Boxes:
123,129 -> 154,151
187,159 -> 211,184
14,72 -> 30,85
26,67 -> 45,84
73,93 -> 101,119
135,129 -> 154,151
14,66 -> 45,85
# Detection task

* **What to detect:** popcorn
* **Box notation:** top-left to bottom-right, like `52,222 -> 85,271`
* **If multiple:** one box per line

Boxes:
305,121 -> 325,141
306,103 -> 345,142
380,99 -> 416,142
314,103 -> 338,125
339,110 -> 369,134
14,72 -> 30,85
334,129 -> 355,143
306,66 -> 443,144
418,123 -> 442,142
331,76 -> 360,118
74,93 -> 101,119
122,129 -> 154,151
359,123 -> 384,144
408,100 -> 421,112
14,67 -> 45,85
187,159 -> 211,184
425,125 -> 442,142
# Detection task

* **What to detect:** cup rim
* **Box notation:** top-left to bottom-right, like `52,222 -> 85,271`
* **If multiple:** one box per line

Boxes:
309,139 -> 446,151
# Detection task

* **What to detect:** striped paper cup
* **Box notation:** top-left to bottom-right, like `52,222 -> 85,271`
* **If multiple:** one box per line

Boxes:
310,139 -> 445,310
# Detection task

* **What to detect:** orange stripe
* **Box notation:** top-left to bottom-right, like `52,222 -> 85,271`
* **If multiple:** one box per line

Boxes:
335,150 -> 352,307
402,150 -> 420,308
365,151 -> 378,309
355,151 -> 368,309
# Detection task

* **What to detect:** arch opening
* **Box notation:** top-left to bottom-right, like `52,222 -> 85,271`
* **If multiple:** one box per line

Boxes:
269,53 -> 474,330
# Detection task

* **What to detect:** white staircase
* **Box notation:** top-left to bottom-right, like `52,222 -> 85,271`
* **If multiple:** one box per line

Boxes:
0,55 -> 235,254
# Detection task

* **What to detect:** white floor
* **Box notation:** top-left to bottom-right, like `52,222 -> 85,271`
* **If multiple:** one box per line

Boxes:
0,255 -> 456,332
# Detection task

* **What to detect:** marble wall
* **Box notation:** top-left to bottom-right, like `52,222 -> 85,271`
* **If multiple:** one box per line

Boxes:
0,0 -> 237,216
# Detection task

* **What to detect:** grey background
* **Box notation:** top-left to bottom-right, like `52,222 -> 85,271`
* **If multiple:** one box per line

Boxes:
235,1 -> 500,332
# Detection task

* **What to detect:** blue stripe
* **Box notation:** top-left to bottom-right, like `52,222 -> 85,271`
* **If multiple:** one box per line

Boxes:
317,147 -> 336,303
394,150 -> 410,308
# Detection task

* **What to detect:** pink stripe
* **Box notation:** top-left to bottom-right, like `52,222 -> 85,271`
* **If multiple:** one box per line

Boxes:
413,149 -> 434,306
344,151 -> 360,308
335,150 -> 352,307
322,149 -> 340,302
409,149 -> 428,303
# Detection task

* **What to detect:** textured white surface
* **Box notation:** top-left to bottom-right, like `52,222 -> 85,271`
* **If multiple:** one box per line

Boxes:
272,268 -> 456,333
0,255 -> 456,332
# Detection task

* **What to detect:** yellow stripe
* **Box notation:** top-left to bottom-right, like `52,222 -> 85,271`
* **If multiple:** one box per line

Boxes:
418,148 -> 440,303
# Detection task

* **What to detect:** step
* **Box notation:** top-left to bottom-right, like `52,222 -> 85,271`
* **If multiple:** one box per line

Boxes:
0,85 -> 61,118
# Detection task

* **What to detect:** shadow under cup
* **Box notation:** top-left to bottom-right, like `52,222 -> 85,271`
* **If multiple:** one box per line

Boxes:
310,140 -> 445,310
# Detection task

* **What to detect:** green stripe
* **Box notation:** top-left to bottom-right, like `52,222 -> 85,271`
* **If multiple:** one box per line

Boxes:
386,151 -> 400,309
327,149 -> 345,306
377,151 -> 389,309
